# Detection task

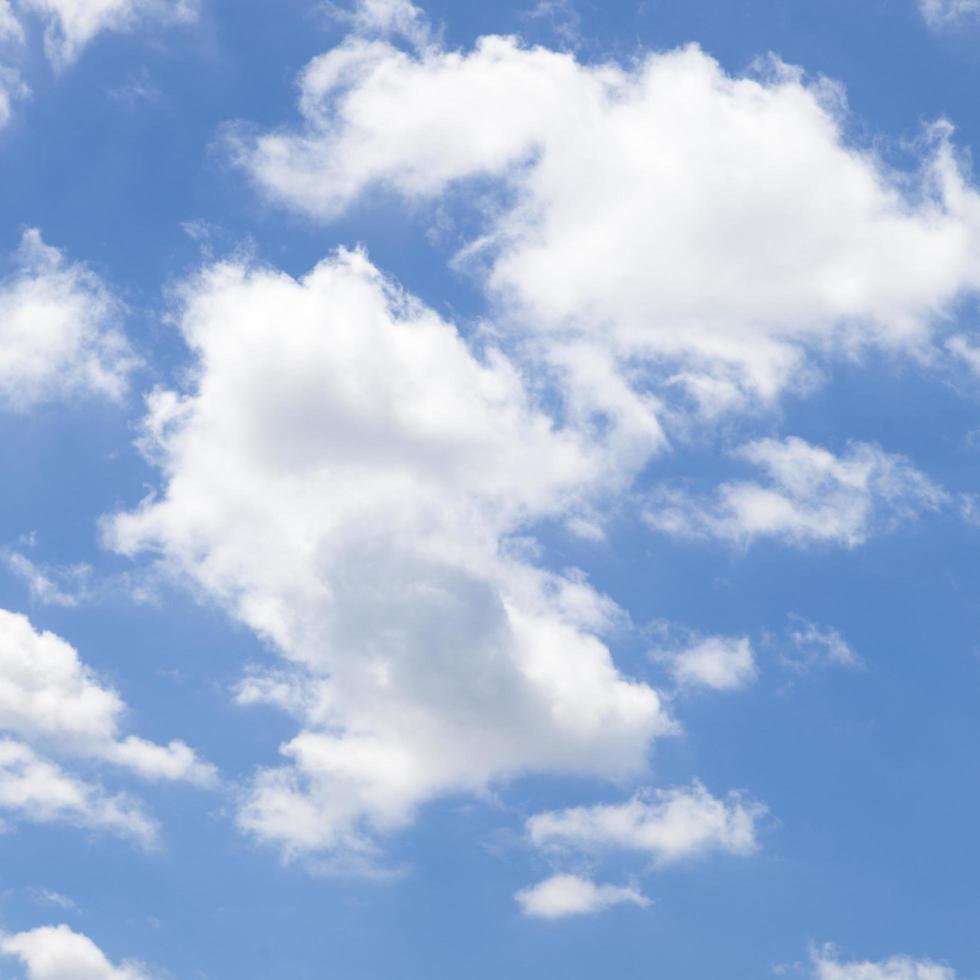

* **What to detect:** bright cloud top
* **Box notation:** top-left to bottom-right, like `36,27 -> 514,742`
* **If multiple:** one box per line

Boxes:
0,924 -> 152,980
0,230 -> 135,409
238,27 -> 980,433
515,874 -> 649,920
16,0 -> 196,68
812,945 -> 957,980
107,249 -> 671,864
646,437 -> 948,548
527,782 -> 764,863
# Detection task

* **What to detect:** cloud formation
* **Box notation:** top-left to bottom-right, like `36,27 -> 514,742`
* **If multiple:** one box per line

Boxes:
1,924 -> 152,980
0,230 -> 135,409
16,0 -> 196,68
0,608 -> 213,843
654,633 -> 756,691
527,782 -> 764,863
237,29 -> 980,438
646,438 -> 947,548
515,874 -> 649,919
811,945 -> 956,980
108,250 -> 671,864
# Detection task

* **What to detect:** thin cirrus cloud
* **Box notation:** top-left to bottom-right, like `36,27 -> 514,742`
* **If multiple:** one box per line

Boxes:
233,10 -> 980,445
15,0 -> 197,68
0,923 -> 153,980
919,0 -> 980,28
0,607 -> 214,844
515,874 -> 649,920
106,249 -> 672,867
0,230 -> 136,410
645,437 -> 948,549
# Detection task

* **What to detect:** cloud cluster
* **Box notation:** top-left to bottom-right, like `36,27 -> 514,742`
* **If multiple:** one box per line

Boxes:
237,31 -> 980,437
0,608 -> 213,844
0,924 -> 152,980
0,230 -> 135,410
646,438 -> 947,548
516,782 -> 763,917
107,249 -> 671,863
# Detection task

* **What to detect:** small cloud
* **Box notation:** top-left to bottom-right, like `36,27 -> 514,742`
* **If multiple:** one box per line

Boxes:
515,874 -> 649,919
779,615 -> 863,673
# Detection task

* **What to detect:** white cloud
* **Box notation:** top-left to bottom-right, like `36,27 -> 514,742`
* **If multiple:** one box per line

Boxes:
236,33 -> 980,438
0,230 -> 135,410
919,0 -> 980,28
811,945 -> 956,980
655,634 -> 756,691
1,924 -> 152,980
646,437 -> 947,548
527,782 -> 764,863
0,608 -> 214,785
515,874 -> 649,919
16,0 -> 197,68
0,0 -> 23,39
0,739 -> 157,845
107,249 -> 672,864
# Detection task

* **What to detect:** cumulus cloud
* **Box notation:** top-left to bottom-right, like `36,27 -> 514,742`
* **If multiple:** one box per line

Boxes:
0,230 -> 135,410
515,874 -> 648,919
236,31 -> 980,438
16,0 -> 197,68
1,924 -> 153,980
107,249 -> 671,864
0,608 -> 214,784
0,609 -> 213,844
646,437 -> 947,548
811,945 -> 956,980
0,740 -> 157,844
653,633 -> 756,691
527,782 -> 764,863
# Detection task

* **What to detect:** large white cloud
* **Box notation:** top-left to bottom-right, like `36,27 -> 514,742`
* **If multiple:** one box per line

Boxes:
515,874 -> 649,920
236,28 -> 980,435
107,249 -> 672,864
1,924 -> 152,980
646,437 -> 948,548
16,0 -> 196,68
811,945 -> 956,980
0,230 -> 135,410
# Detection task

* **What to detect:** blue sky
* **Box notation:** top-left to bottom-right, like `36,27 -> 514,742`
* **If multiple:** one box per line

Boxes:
2,1 -> 980,978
